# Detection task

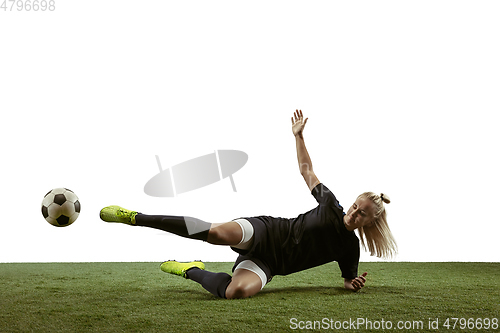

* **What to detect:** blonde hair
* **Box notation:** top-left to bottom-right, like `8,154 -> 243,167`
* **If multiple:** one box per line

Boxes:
357,192 -> 397,259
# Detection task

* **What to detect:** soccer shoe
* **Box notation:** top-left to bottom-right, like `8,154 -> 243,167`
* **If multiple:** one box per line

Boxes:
99,206 -> 138,225
160,260 -> 205,278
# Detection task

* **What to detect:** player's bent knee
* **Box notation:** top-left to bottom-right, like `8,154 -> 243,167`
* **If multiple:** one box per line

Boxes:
225,282 -> 259,299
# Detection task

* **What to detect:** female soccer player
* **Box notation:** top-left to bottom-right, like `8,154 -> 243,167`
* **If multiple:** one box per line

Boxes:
100,110 -> 397,299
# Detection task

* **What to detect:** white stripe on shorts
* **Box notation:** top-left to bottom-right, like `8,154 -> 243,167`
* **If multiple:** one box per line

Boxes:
234,259 -> 268,290
231,218 -> 254,250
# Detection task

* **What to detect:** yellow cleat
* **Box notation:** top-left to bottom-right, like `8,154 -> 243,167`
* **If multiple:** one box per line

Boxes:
100,206 -> 138,225
160,260 -> 205,278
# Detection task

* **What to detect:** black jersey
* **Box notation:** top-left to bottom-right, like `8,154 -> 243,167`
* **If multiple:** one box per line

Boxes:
233,183 -> 359,280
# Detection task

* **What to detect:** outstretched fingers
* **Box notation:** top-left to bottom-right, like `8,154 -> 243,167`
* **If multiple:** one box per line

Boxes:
292,109 -> 298,124
295,109 -> 302,121
292,109 -> 307,124
291,110 -> 308,137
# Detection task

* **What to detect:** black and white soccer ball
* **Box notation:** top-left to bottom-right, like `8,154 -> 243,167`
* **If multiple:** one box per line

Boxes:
41,188 -> 81,227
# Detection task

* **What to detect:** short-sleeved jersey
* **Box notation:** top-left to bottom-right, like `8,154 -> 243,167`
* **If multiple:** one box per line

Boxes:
234,183 -> 360,279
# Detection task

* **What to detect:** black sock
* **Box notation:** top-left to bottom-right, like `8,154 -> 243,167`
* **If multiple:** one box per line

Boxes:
185,268 -> 232,298
134,213 -> 211,241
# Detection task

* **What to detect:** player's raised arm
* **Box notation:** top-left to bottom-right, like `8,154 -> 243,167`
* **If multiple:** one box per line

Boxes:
292,110 -> 320,191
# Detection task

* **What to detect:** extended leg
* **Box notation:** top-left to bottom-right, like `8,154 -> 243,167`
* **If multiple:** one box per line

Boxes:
208,218 -> 254,247
136,216 -> 247,244
135,213 -> 212,241
207,222 -> 243,245
100,206 -> 246,244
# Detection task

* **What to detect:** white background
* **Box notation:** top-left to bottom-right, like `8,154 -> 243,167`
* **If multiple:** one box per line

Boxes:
1,1 -> 498,263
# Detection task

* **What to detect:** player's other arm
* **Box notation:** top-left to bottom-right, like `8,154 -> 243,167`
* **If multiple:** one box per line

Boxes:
292,110 -> 320,192
344,272 -> 368,292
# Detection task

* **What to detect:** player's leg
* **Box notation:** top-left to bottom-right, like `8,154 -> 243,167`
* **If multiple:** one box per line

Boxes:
208,218 -> 253,247
163,259 -> 266,299
135,213 -> 214,241
159,260 -> 232,298
206,222 -> 242,245
225,265 -> 264,299
99,206 -> 245,244
160,219 -> 261,298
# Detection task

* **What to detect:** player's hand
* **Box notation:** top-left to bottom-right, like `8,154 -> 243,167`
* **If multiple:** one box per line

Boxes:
346,272 -> 368,292
291,109 -> 308,137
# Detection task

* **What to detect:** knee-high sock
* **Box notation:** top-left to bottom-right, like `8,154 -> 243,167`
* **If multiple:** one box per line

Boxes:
185,268 -> 232,298
134,213 -> 211,241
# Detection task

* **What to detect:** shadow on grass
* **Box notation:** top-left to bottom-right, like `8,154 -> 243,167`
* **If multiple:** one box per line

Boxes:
260,286 -> 347,296
158,284 -> 410,301
155,286 -> 349,301
259,285 -> 409,297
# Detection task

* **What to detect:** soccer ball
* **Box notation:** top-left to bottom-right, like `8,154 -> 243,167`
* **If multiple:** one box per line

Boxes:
41,188 -> 81,227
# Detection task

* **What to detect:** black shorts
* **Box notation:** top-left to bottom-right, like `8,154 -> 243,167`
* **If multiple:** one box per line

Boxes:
230,217 -> 274,284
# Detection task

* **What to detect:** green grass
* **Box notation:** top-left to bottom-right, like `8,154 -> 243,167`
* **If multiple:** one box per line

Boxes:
1,262 -> 498,332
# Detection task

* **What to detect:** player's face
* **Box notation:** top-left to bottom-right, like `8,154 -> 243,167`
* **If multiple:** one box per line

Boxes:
344,197 -> 375,231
